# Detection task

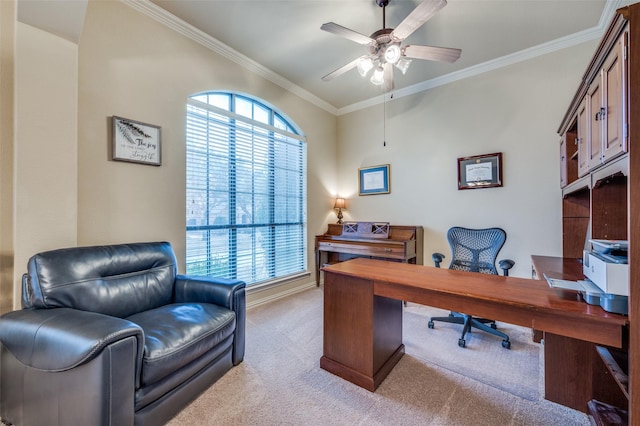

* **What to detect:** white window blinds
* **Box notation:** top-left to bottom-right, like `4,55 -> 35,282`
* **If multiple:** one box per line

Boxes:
186,93 -> 307,286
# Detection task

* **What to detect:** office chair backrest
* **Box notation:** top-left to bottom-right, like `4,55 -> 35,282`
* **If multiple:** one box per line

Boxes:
446,227 -> 506,275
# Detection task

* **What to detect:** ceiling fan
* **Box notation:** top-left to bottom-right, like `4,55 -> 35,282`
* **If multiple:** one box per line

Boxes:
320,0 -> 461,92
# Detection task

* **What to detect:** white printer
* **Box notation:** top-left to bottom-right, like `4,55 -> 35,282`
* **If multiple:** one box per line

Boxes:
582,239 -> 628,314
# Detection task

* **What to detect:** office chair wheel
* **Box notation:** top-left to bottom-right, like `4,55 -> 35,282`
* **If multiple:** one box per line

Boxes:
502,340 -> 511,349
490,323 -> 497,329
428,320 -> 434,329
458,338 -> 466,348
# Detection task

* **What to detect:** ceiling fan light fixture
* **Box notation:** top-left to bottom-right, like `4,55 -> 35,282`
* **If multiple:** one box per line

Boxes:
357,57 -> 374,77
370,66 -> 385,85
320,0 -> 461,89
395,57 -> 412,74
383,44 -> 401,64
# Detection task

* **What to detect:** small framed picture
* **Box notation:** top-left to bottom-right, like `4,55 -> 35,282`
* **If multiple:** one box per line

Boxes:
457,152 -> 503,190
359,164 -> 390,196
112,116 -> 161,166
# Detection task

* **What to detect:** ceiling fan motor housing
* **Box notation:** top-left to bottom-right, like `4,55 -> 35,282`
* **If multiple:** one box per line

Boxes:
369,28 -> 401,63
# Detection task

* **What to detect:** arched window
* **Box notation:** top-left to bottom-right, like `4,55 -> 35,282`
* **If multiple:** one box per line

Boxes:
186,92 -> 307,286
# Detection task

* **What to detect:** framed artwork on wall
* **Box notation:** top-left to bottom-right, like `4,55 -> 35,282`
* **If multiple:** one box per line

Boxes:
112,116 -> 161,166
359,164 -> 390,195
457,152 -> 503,190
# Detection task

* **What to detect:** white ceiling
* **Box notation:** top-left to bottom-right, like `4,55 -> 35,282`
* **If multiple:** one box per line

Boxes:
18,0 -> 634,113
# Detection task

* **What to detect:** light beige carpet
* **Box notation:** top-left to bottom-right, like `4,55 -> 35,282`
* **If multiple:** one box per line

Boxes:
168,287 -> 590,425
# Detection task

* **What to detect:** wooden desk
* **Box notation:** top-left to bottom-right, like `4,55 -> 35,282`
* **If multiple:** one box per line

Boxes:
321,258 -> 628,411
531,255 -> 630,413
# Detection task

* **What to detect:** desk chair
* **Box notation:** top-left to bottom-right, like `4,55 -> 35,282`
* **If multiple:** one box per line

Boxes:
428,226 -> 515,349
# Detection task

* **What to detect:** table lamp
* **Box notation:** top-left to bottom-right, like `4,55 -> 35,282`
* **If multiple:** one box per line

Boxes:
334,198 -> 346,224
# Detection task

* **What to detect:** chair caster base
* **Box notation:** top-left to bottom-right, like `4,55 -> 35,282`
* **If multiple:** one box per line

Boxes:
427,320 -> 434,329
502,339 -> 511,349
458,338 -> 466,348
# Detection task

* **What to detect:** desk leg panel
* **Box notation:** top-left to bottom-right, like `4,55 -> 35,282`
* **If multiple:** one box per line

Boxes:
544,332 -> 594,412
322,271 -> 404,391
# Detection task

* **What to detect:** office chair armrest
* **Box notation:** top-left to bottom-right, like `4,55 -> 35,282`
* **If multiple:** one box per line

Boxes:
498,259 -> 515,276
432,253 -> 445,268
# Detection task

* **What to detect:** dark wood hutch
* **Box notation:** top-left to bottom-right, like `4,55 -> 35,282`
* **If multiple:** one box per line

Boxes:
554,3 -> 639,423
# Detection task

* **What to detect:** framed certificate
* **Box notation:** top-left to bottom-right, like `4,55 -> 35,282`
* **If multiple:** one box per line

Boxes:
457,152 -> 502,190
359,164 -> 390,195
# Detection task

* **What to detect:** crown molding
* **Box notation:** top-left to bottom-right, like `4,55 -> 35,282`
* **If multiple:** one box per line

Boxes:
122,0 -> 338,116
123,0 -> 624,117
338,0 -> 627,116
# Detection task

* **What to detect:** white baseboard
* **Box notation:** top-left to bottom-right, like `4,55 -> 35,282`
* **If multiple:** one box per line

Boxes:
246,280 -> 319,309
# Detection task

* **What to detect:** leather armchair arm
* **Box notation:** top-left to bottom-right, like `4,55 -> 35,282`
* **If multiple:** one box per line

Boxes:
174,275 -> 246,365
498,259 -> 516,276
0,307 -> 143,371
432,253 -> 446,268
174,275 -> 245,309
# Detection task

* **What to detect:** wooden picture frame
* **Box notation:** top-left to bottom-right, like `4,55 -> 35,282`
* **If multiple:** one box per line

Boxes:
457,152 -> 503,190
359,164 -> 390,195
112,116 -> 161,166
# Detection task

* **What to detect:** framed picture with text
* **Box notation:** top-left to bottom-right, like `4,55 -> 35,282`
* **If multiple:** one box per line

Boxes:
359,164 -> 390,195
457,152 -> 502,190
112,116 -> 161,166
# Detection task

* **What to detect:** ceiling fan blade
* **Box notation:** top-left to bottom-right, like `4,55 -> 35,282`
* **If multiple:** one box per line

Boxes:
403,44 -> 461,63
320,22 -> 374,45
382,63 -> 394,93
391,0 -> 447,41
321,56 -> 364,81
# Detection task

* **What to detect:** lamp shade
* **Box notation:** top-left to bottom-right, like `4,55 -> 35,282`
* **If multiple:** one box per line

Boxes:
370,67 -> 384,86
333,198 -> 346,209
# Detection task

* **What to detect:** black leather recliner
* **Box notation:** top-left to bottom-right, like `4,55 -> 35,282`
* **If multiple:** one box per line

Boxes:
0,241 -> 246,425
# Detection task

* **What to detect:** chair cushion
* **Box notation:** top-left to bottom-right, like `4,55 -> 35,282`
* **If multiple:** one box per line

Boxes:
127,303 -> 236,386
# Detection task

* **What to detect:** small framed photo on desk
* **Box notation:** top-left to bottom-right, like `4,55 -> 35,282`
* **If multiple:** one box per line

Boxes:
457,152 -> 502,190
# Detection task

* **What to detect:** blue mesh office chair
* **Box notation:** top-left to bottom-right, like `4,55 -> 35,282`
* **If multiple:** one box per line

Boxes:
428,227 -> 515,349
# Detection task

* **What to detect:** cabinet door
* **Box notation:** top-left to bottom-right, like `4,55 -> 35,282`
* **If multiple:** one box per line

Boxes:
587,77 -> 602,170
602,31 -> 628,162
561,131 -> 578,186
577,99 -> 589,177
560,137 -> 567,188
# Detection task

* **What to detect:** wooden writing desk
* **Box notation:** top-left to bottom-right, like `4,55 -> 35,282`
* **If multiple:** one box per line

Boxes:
321,258 -> 628,411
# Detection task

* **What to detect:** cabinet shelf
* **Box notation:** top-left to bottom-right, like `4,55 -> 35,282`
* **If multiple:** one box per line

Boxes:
596,346 -> 629,400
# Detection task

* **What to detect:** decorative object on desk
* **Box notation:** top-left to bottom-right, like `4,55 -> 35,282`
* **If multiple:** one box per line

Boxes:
457,152 -> 502,190
333,197 -> 346,224
112,116 -> 161,166
359,164 -> 390,195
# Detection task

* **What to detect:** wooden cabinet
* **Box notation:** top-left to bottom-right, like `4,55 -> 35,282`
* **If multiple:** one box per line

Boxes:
602,32 -> 628,163
577,100 -> 589,177
560,131 -> 578,188
556,5 -> 640,421
561,31 -> 628,184
587,78 -> 603,170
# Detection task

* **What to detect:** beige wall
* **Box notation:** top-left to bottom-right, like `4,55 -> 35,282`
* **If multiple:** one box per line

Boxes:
77,1 -> 336,304
12,23 -> 78,308
0,0 -> 16,314
337,41 -> 598,278
3,0 -> 602,309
